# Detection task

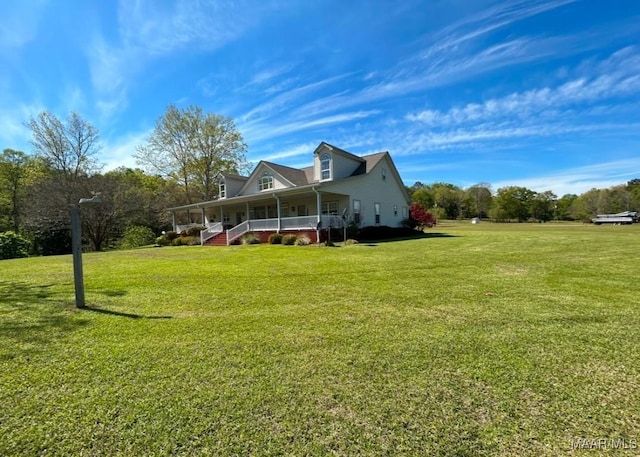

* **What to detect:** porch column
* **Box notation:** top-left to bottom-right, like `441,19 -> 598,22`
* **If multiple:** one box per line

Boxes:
172,212 -> 176,231
314,188 -> 321,243
274,194 -> 281,232
201,207 -> 206,226
220,206 -> 224,226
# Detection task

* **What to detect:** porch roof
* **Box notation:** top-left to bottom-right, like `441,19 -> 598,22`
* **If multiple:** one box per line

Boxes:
167,183 -> 342,212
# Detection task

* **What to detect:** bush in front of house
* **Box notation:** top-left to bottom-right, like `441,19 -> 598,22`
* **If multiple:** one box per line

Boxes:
119,225 -> 156,249
0,231 -> 31,260
172,236 -> 199,246
294,234 -> 311,246
181,226 -> 206,237
155,236 -> 171,246
241,232 -> 260,245
344,238 -> 359,246
282,234 -> 297,245
268,233 -> 283,244
164,231 -> 179,241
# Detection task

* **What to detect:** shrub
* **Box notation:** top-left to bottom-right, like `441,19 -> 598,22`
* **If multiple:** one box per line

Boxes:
0,231 -> 30,260
164,231 -> 179,241
119,226 -> 156,250
155,236 -> 170,246
294,234 -> 311,246
172,236 -> 199,246
282,234 -> 297,245
181,226 -> 206,237
241,232 -> 260,245
345,238 -> 359,245
268,233 -> 283,244
30,228 -> 71,256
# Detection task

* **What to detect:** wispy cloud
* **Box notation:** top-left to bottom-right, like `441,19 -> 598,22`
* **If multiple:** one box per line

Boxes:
493,158 -> 640,196
242,110 -> 381,143
0,1 -> 49,51
102,128 -> 151,171
87,0 -> 282,119
403,46 -> 640,149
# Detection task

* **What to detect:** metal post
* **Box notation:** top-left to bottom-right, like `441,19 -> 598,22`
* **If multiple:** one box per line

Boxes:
71,206 -> 85,308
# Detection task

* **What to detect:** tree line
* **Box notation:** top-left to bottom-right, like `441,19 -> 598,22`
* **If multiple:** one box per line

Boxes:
408,180 -> 640,223
0,106 -> 247,255
2,106 -> 638,256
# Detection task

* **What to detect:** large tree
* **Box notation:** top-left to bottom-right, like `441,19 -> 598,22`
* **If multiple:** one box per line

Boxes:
135,105 -> 248,203
492,186 -> 536,221
25,111 -> 103,254
466,183 -> 493,219
0,149 -> 32,233
27,111 -> 101,183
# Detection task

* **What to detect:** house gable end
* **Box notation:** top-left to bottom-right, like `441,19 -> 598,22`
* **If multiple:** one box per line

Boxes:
312,142 -> 365,182
237,162 -> 303,196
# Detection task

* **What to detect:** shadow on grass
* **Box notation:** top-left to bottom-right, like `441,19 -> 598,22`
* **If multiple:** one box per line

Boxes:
82,306 -> 172,320
357,232 -> 458,244
0,280 -> 90,360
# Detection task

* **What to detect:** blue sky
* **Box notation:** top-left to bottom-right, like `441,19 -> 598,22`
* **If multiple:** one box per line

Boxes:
1,0 -> 639,196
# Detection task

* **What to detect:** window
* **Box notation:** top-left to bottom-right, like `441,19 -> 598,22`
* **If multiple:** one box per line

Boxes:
353,199 -> 361,224
320,153 -> 331,180
223,213 -> 230,224
258,172 -> 273,191
219,181 -> 226,198
281,203 -> 289,217
322,201 -> 338,215
381,168 -> 386,180
394,205 -> 398,216
374,202 -> 381,224
402,206 -> 408,218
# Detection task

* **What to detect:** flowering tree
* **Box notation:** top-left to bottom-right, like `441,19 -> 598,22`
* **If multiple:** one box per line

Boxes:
409,202 -> 437,228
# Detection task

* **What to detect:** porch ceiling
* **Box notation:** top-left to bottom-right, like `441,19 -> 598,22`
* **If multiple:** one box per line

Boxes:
168,185 -> 349,212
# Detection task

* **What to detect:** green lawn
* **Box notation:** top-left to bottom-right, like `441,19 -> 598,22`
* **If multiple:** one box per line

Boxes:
1,222 -> 639,456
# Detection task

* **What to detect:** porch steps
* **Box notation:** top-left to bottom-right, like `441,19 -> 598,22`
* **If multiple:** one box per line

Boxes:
204,231 -> 228,246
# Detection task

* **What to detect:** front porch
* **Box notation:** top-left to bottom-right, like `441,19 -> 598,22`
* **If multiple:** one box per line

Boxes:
170,189 -> 350,246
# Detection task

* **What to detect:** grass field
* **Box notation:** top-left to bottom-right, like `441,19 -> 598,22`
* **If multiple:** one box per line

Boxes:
1,222 -> 639,456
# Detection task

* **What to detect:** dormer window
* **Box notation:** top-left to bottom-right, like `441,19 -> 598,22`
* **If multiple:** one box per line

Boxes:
258,172 -> 273,191
219,181 -> 226,198
320,153 -> 331,180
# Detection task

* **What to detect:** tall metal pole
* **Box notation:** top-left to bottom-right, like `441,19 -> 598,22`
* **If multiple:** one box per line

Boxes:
71,206 -> 85,308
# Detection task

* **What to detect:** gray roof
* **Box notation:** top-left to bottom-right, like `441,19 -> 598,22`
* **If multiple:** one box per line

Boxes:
263,161 -> 311,186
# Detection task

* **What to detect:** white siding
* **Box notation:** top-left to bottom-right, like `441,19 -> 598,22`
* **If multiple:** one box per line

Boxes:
313,146 -> 362,181
238,164 -> 294,196
321,155 -> 409,227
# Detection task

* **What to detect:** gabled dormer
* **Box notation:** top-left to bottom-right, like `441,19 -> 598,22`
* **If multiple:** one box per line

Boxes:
313,142 -> 365,182
216,172 -> 248,199
236,161 -> 310,196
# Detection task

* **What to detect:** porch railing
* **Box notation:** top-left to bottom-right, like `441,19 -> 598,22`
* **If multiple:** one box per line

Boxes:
200,222 -> 223,245
177,222 -> 220,233
224,214 -> 347,246
280,215 -> 318,230
248,218 -> 279,231
226,220 -> 249,245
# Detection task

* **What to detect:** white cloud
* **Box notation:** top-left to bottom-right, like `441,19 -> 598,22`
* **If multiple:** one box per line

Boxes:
101,129 -> 151,171
493,158 -> 640,196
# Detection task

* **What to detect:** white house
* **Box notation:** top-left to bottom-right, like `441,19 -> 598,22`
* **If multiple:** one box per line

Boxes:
168,142 -> 411,245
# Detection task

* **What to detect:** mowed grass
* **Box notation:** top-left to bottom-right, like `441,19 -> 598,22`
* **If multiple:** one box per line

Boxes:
1,223 -> 639,456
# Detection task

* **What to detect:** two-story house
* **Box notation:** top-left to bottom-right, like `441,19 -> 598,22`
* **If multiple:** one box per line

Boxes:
168,142 -> 411,245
